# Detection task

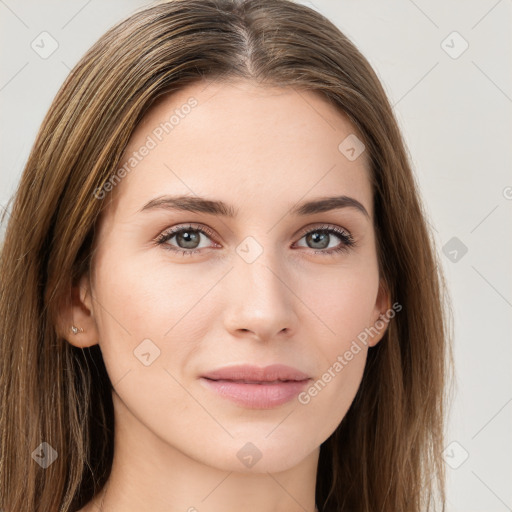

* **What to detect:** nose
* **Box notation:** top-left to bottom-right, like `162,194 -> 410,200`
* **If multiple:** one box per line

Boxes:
222,249 -> 299,343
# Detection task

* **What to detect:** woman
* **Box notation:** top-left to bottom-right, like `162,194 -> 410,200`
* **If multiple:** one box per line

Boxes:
0,0 -> 453,511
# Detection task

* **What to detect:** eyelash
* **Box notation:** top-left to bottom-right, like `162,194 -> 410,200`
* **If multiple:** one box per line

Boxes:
154,223 -> 356,257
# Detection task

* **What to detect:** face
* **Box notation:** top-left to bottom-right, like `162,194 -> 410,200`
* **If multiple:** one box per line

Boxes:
69,78 -> 389,474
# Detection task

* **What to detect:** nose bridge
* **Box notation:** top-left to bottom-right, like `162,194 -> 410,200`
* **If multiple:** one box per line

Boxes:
223,237 -> 297,339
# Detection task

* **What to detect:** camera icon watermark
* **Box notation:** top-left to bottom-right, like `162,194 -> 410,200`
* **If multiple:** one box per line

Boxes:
441,31 -> 469,60
338,133 -> 365,161
442,441 -> 469,469
236,236 -> 263,264
442,236 -> 468,263
236,441 -> 262,468
133,338 -> 161,366
31,31 -> 59,59
31,441 -> 58,468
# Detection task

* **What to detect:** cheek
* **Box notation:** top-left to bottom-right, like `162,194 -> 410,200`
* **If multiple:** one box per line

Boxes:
296,345 -> 367,445
289,264 -> 377,432
89,253 -> 209,437
94,243 -> 206,331
90,250 -> 191,376
296,259 -> 379,344
91,247 -> 229,394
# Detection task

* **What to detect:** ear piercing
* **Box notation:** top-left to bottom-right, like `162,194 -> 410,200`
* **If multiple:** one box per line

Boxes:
70,325 -> 84,334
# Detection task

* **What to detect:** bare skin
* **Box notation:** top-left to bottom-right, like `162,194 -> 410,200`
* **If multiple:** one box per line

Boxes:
64,78 -> 390,512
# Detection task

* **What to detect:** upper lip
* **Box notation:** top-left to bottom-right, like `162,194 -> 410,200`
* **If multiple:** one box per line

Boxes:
201,364 -> 311,383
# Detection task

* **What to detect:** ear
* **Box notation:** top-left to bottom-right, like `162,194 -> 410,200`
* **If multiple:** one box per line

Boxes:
56,273 -> 99,348
367,279 -> 392,348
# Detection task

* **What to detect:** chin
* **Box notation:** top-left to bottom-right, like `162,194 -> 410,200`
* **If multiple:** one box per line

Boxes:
195,436 -> 316,474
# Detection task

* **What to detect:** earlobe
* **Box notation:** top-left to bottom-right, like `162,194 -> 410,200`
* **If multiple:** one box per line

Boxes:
56,273 -> 99,348
70,325 -> 84,335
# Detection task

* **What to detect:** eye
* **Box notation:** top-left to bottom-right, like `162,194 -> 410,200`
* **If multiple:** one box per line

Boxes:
294,224 -> 356,256
154,223 -> 356,257
155,223 -> 218,256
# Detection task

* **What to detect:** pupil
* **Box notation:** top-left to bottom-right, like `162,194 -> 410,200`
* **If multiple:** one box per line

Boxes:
307,231 -> 329,249
177,230 -> 199,249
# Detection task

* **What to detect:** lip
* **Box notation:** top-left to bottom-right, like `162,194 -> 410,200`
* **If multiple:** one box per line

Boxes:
199,364 -> 312,409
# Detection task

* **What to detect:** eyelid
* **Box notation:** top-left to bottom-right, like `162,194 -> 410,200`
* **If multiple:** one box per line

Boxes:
294,223 -> 352,240
154,223 -> 218,246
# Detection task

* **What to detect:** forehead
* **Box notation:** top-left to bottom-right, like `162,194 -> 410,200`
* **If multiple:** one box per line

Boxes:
105,78 -> 372,221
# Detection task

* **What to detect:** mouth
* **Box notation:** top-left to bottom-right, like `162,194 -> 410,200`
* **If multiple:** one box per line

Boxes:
200,363 -> 311,382
199,364 -> 312,409
203,378 -> 308,384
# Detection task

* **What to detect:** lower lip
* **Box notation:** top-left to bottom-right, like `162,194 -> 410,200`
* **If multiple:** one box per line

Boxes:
199,377 -> 310,409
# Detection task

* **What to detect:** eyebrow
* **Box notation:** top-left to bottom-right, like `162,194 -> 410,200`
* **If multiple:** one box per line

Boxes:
138,194 -> 370,219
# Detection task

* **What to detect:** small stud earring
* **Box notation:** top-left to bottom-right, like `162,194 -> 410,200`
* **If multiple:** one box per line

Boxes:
70,325 -> 84,335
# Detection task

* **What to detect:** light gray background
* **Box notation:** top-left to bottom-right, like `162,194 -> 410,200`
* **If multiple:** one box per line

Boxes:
1,1 -> 511,511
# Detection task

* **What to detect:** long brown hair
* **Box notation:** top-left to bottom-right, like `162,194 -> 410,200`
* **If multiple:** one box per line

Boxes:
0,0 -> 453,510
